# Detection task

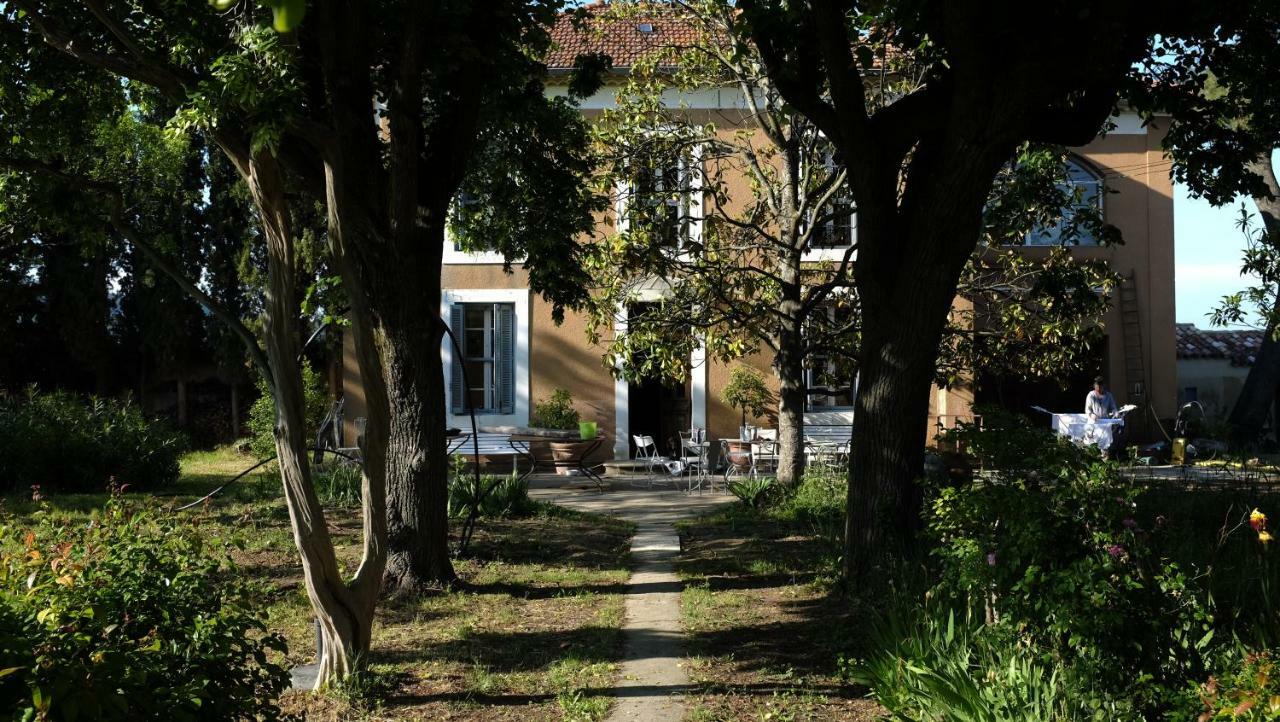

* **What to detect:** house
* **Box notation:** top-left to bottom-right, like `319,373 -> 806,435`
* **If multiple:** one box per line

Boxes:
340,6 -> 1179,459
1176,323 -> 1264,421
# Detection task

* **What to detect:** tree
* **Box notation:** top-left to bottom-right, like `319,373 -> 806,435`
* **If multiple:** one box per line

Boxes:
5,0 -> 602,684
734,0 -> 1254,587
586,1 -> 1115,486
1132,16 -> 1280,446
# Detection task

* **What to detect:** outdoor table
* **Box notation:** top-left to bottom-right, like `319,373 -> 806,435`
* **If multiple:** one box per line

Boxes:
1052,414 -> 1124,451
682,439 -> 711,493
509,437 -> 605,489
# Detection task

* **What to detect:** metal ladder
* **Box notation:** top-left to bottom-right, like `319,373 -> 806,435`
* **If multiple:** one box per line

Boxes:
1118,271 -> 1147,406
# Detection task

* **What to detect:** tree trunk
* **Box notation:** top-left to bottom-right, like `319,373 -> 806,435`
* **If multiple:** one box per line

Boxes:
230,383 -> 240,440
176,378 -> 188,428
1227,156 -> 1280,446
380,315 -> 457,591
775,331 -> 807,485
841,135 -> 1013,590
374,214 -> 455,591
245,150 -> 382,687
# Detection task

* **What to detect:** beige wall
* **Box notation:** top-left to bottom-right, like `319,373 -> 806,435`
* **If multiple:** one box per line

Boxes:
1177,359 -> 1250,422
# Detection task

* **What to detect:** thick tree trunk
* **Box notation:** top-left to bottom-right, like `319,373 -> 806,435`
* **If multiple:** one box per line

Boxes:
775,336 -> 807,486
380,315 -> 457,590
1227,157 -> 1280,446
841,135 -> 1013,590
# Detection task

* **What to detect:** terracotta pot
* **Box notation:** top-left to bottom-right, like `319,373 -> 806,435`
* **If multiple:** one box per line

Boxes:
724,440 -> 753,471
550,440 -> 592,461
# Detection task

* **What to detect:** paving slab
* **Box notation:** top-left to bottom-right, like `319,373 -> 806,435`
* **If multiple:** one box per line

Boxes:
530,478 -> 733,722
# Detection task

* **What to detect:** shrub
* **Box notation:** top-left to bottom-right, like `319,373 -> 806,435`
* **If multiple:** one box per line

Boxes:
1184,649 -> 1280,721
529,389 -> 580,430
0,494 -> 290,720
727,477 -> 775,509
0,389 -> 185,494
720,367 -> 774,428
448,470 -> 532,519
850,603 -> 1088,721
246,361 -> 330,459
926,412 -> 1218,714
313,461 -> 363,507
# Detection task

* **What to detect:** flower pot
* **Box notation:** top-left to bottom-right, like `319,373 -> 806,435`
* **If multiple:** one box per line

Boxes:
578,421 -> 598,440
724,440 -> 753,472
550,440 -> 592,462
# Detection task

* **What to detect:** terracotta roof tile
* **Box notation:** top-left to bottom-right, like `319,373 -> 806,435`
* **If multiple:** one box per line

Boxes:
1176,323 -> 1264,366
546,3 -> 704,71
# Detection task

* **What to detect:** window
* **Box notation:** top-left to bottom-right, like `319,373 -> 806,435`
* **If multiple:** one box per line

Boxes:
1025,158 -> 1104,246
809,149 -> 855,249
628,150 -> 695,248
805,356 -> 854,409
449,302 -> 515,414
804,302 -> 855,410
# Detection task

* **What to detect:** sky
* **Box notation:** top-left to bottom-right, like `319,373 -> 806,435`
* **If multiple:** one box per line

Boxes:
1174,186 -> 1258,327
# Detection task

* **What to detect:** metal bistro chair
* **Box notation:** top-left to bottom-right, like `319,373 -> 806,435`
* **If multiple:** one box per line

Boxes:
752,436 -> 779,476
678,430 -> 711,493
720,438 -> 755,484
632,434 -> 670,488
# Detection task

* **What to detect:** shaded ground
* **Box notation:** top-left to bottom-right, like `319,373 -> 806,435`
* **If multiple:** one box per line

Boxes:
676,510 -> 883,721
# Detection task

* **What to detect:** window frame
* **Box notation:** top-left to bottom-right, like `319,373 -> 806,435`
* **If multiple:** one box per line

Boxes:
1022,156 -> 1106,247
441,289 -> 530,426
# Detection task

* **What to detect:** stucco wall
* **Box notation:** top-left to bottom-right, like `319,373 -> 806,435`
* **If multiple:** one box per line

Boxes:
1177,358 -> 1250,422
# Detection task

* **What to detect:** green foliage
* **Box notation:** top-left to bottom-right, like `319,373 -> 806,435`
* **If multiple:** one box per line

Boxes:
313,462 -> 362,507
925,414 -> 1226,714
0,494 -> 289,720
1186,650 -> 1280,721
447,469 -> 533,520
721,367 -> 774,424
726,477 -> 775,509
0,389 -> 185,494
530,389 -> 581,431
850,604 -> 1086,722
246,360 -> 329,459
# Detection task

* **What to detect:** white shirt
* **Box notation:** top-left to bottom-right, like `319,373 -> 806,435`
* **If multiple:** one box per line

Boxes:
1085,389 -> 1118,420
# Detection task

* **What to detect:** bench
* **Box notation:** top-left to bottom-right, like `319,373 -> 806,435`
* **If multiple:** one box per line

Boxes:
804,424 -> 853,446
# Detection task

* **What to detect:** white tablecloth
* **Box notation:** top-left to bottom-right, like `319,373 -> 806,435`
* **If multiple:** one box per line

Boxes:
1052,414 -> 1124,450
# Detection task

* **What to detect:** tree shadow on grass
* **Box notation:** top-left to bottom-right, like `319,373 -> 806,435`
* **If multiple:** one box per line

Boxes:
373,625 -> 625,673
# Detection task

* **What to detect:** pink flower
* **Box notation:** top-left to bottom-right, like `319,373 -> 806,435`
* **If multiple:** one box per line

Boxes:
1122,518 -> 1138,530
30,485 -> 43,502
986,552 -> 997,567
1106,544 -> 1125,559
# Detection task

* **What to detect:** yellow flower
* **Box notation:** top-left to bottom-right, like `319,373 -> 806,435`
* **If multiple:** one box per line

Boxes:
1260,531 -> 1273,545
1252,509 -> 1268,531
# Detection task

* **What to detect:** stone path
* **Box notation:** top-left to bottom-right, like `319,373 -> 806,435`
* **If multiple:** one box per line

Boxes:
529,478 -> 733,722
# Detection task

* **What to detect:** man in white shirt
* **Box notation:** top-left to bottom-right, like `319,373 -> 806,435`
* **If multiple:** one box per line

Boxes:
1085,376 -> 1118,421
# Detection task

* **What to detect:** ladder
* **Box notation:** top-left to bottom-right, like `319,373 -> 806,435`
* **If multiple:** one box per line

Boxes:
1117,271 -> 1147,406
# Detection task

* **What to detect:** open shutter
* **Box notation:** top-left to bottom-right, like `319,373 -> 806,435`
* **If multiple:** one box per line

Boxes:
449,304 -> 465,414
496,304 -> 515,414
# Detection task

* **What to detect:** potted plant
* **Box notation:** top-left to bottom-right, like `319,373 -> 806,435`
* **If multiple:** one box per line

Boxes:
722,367 -> 774,441
531,389 -> 590,474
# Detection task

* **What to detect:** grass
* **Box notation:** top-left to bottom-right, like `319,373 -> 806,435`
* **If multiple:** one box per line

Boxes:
2,446 -> 634,721
675,502 -> 881,721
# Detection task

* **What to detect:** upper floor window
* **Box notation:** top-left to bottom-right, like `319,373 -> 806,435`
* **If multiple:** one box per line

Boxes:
449,302 -> 515,415
804,302 -> 855,410
809,147 -> 855,250
624,148 -> 699,249
1024,158 -> 1104,246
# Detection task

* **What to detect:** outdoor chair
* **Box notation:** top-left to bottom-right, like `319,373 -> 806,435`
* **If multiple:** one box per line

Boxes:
678,430 -> 712,493
632,434 -> 670,487
752,437 -> 779,475
720,438 -> 755,483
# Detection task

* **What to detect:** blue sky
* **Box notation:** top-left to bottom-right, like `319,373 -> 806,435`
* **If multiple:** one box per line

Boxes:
1175,187 -> 1258,327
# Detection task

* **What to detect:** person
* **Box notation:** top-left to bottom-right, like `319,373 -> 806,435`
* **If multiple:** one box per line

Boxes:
1085,376 -> 1118,421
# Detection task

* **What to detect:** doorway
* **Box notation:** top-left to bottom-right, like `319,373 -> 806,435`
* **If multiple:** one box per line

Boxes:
624,302 -> 692,456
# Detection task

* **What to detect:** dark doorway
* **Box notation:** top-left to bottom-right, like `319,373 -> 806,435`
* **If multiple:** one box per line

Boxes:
625,302 -> 692,456
629,375 -> 690,456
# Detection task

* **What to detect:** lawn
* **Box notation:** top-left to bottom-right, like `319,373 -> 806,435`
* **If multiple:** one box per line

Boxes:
676,504 -> 882,722
3,447 -> 634,721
